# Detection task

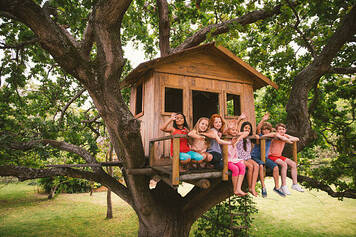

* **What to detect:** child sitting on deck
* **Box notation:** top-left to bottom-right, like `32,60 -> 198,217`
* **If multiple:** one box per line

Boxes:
160,113 -> 204,172
267,123 -> 304,194
250,113 -> 285,197
188,117 -> 213,168
204,114 -> 238,170
226,122 -> 248,196
236,121 -> 259,197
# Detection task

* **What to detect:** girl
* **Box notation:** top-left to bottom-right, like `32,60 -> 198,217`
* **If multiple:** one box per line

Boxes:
226,124 -> 248,196
236,121 -> 259,197
160,113 -> 204,171
188,117 -> 213,167
204,114 -> 237,170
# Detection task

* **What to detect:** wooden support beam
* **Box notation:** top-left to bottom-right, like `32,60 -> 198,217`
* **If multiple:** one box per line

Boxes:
46,162 -> 122,168
172,137 -> 180,186
149,141 -> 155,167
222,144 -> 228,181
149,134 -> 186,143
180,171 -> 222,180
293,142 -> 298,164
126,168 -> 154,175
184,179 -> 211,189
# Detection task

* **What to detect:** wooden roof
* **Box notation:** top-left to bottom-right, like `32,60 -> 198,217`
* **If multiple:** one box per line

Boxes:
120,42 -> 278,90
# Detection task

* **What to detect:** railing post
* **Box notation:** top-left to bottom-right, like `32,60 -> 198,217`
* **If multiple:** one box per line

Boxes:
172,137 -> 180,186
260,139 -> 266,163
149,141 -> 155,167
222,144 -> 228,181
293,142 -> 298,164
261,139 -> 266,176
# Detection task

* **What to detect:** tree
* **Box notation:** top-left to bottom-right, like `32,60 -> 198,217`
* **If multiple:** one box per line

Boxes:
0,1 -> 355,236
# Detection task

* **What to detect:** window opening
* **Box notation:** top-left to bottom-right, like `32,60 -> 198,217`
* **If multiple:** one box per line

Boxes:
135,84 -> 143,115
192,90 -> 219,125
165,87 -> 183,113
226,93 -> 241,116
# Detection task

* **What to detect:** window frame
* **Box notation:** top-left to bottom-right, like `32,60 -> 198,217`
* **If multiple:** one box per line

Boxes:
134,82 -> 144,118
224,91 -> 242,119
161,86 -> 184,116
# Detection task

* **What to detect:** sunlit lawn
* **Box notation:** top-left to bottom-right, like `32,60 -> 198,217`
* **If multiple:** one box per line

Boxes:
1,179 -> 356,237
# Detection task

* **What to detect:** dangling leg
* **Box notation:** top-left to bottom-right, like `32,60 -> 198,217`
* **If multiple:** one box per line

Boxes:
235,161 -> 247,196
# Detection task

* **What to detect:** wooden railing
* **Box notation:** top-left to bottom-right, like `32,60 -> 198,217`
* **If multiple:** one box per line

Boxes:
148,135 -> 298,187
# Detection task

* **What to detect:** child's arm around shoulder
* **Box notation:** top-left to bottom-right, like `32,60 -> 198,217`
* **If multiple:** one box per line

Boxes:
188,130 -> 204,140
284,134 -> 300,142
276,133 -> 293,144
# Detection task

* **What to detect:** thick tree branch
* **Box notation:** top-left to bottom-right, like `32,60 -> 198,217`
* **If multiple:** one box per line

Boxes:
329,67 -> 356,74
8,139 -> 98,164
0,165 -> 133,205
0,0 -> 93,84
298,175 -> 356,199
286,5 -> 356,149
172,4 -> 282,53
156,0 -> 171,56
92,0 -> 132,84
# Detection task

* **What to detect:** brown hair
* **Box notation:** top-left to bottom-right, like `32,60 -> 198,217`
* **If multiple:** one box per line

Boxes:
261,122 -> 273,131
208,114 -> 225,132
275,123 -> 286,130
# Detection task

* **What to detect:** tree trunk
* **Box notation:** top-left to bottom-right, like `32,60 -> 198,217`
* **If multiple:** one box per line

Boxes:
137,213 -> 192,237
106,189 -> 113,219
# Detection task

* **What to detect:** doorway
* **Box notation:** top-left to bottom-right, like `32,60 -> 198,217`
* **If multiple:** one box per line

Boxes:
192,90 -> 219,125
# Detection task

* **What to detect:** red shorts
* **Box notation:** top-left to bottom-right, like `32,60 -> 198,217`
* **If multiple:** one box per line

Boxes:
268,155 -> 287,162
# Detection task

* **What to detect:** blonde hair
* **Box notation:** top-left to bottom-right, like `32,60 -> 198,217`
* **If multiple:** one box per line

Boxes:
193,117 -> 209,133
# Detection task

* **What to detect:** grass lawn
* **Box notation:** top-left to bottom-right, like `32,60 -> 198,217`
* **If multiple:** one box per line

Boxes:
1,179 -> 356,237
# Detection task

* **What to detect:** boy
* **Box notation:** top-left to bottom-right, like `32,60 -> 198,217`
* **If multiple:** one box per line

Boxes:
267,123 -> 304,195
251,113 -> 285,197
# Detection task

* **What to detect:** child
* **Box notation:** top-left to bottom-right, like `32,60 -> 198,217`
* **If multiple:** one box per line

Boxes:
267,123 -> 304,194
250,113 -> 285,197
226,123 -> 248,196
188,117 -> 213,167
160,113 -> 204,171
204,114 -> 237,170
236,121 -> 259,197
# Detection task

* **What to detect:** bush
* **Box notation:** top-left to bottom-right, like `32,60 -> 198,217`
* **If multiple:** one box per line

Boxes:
193,195 -> 258,237
38,176 -> 93,194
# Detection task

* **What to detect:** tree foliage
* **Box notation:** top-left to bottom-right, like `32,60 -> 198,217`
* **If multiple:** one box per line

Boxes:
0,0 -> 355,236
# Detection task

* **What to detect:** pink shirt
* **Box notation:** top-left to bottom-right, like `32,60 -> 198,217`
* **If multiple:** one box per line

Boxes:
269,139 -> 285,157
228,144 -> 243,163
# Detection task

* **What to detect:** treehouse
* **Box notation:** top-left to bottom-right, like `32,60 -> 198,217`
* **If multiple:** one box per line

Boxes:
120,42 -> 289,189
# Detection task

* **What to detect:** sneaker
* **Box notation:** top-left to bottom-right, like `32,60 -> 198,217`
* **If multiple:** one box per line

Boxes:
273,187 -> 286,197
262,187 -> 267,198
292,183 -> 304,192
281,185 -> 291,195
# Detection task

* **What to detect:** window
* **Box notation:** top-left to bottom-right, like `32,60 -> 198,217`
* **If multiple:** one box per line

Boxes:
226,93 -> 241,116
135,83 -> 143,115
192,90 -> 219,125
164,87 -> 183,113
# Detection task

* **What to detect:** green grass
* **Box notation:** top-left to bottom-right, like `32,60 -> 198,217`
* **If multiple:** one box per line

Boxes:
1,179 -> 356,237
0,182 -> 138,237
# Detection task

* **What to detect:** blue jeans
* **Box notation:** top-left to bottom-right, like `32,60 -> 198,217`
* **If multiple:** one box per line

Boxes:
179,151 -> 204,161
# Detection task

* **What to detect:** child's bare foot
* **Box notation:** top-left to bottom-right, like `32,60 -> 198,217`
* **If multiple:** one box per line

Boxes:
199,163 -> 206,168
234,190 -> 247,196
249,189 -> 258,197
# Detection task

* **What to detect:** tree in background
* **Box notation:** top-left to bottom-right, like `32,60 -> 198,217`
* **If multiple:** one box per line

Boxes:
0,1 -> 355,236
